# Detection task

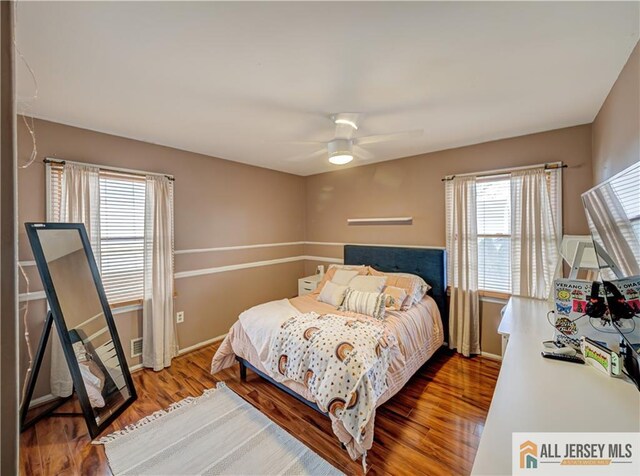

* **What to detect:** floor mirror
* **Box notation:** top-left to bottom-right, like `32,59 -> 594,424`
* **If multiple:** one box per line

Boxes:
21,222 -> 137,438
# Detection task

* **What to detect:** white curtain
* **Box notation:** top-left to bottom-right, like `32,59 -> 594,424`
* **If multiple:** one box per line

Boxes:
583,182 -> 640,279
50,163 -> 101,397
511,168 -> 559,300
142,176 -> 177,371
446,177 -> 481,357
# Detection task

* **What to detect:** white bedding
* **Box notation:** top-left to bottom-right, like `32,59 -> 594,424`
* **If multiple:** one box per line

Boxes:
238,298 -> 301,364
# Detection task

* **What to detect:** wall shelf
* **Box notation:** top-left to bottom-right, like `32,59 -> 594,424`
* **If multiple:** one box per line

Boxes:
347,217 -> 413,226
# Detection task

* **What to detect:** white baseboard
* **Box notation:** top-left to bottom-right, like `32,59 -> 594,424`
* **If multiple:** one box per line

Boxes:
481,351 -> 503,361
129,363 -> 144,373
178,333 -> 227,355
28,393 -> 59,409
130,333 -> 227,372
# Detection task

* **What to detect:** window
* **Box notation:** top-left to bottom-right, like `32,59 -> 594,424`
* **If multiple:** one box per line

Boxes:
99,172 -> 146,304
48,165 -> 147,305
477,176 -> 512,293
446,167 -> 562,296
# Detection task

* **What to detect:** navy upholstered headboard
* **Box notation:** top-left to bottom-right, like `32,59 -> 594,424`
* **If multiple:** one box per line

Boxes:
344,245 -> 448,340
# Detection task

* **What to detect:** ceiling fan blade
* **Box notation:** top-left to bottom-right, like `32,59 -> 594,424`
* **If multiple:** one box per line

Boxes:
285,148 -> 326,162
278,140 -> 325,146
354,129 -> 423,146
353,145 -> 374,161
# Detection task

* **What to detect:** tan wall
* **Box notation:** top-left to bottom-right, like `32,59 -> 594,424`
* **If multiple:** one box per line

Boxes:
305,124 -> 594,355
18,118 -> 307,399
592,41 -> 640,184
18,119 -> 596,391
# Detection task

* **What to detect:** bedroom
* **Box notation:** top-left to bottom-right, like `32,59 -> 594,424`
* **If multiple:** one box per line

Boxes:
0,1 -> 639,475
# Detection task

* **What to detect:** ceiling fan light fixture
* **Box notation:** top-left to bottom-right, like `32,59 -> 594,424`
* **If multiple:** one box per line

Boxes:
329,154 -> 353,165
327,139 -> 353,165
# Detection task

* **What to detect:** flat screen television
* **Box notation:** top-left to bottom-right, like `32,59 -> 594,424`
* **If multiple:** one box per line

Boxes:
582,161 -> 640,390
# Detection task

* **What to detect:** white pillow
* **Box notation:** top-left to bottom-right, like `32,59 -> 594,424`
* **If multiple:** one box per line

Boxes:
340,288 -> 386,320
317,281 -> 348,307
332,269 -> 360,286
349,275 -> 387,293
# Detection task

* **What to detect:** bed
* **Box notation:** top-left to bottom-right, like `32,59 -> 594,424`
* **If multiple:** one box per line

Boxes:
210,245 -> 447,464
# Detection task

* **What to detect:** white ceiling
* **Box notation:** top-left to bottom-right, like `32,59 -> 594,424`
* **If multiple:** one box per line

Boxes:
16,1 -> 639,176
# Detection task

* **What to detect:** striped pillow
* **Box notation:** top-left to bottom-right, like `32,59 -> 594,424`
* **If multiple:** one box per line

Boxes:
339,288 -> 386,320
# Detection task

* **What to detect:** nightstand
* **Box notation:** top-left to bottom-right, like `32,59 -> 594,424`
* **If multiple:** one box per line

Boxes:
298,274 -> 322,296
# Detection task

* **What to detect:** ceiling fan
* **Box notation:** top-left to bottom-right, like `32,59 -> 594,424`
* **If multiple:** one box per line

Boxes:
288,113 -> 423,165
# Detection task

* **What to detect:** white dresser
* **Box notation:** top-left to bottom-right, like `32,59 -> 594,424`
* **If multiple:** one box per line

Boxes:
472,297 -> 640,475
298,274 -> 322,296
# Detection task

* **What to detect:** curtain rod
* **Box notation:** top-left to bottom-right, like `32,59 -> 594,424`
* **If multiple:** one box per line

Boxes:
441,162 -> 566,182
43,158 -> 175,182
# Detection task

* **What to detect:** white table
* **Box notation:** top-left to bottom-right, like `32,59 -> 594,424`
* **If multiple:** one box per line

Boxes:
472,297 -> 640,475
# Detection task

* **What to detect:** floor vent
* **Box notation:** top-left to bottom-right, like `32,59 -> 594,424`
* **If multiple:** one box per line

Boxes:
131,337 -> 143,358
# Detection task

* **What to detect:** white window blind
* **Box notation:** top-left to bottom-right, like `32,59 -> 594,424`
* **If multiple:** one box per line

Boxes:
99,171 -> 146,304
47,165 -> 146,304
476,176 -> 512,293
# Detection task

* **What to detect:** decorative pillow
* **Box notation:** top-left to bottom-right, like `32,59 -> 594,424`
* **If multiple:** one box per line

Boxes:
349,275 -> 387,293
317,281 -> 349,307
331,269 -> 360,286
390,272 -> 432,304
340,288 -> 386,320
314,265 -> 368,294
384,286 -> 409,311
368,267 -> 430,310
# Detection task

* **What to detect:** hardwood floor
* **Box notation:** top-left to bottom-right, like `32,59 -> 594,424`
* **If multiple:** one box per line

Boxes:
20,343 -> 501,476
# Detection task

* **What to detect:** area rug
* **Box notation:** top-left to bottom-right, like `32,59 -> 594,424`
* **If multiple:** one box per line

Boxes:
95,382 -> 343,475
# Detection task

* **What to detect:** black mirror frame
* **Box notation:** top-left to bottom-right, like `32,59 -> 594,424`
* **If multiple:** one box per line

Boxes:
23,222 -> 137,439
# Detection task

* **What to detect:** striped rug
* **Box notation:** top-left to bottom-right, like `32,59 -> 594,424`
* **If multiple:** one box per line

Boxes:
96,382 -> 343,475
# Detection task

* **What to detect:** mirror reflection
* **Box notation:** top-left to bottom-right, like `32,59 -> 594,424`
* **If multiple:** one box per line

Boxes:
37,228 -> 130,425
583,162 -> 640,388
583,163 -> 640,281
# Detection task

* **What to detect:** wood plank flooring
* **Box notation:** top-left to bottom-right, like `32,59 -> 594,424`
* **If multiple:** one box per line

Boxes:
20,343 -> 501,476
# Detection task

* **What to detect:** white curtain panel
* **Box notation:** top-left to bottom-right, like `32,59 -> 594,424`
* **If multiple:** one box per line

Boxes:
51,163 -> 101,397
446,177 -> 481,357
583,182 -> 640,278
60,163 -> 101,261
142,176 -> 177,371
511,168 -> 559,300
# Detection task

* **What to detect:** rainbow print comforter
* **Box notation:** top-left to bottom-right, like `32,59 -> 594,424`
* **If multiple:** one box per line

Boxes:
266,312 -> 394,459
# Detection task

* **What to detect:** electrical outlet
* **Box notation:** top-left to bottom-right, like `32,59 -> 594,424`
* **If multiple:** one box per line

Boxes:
176,311 -> 184,323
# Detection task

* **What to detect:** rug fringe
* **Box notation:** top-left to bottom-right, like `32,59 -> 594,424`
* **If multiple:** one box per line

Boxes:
92,381 -> 229,445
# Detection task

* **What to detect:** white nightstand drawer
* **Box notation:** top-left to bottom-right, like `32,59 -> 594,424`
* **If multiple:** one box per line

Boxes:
298,275 -> 322,296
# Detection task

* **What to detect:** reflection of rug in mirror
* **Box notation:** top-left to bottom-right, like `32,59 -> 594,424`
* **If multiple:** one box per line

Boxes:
94,382 -> 344,475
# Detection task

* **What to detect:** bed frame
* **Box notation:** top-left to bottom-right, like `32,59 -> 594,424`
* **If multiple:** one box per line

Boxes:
236,244 -> 448,415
